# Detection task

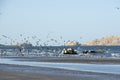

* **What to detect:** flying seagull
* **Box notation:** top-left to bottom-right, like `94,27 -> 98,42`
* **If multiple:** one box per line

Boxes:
116,7 -> 120,10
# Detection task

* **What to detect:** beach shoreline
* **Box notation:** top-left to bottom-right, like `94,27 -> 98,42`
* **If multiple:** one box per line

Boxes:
0,56 -> 120,80
1,56 -> 120,64
0,63 -> 120,80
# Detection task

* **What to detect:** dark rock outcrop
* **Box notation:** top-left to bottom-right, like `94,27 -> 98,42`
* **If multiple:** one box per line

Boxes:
61,48 -> 77,55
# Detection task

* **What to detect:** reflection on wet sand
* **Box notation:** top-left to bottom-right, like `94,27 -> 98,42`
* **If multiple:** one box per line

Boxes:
0,58 -> 120,74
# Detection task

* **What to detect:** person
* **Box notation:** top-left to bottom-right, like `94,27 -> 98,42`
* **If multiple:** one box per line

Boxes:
0,49 -> 4,56
19,48 -> 22,53
18,47 -> 24,56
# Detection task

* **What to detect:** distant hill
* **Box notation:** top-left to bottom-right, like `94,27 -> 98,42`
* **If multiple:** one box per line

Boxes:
83,36 -> 120,46
65,41 -> 80,46
11,43 -> 33,47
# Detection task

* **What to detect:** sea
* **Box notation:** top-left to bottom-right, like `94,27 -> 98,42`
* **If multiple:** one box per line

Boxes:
0,46 -> 120,58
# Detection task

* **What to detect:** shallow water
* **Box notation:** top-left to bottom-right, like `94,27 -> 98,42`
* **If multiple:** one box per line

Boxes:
1,46 -> 120,58
0,58 -> 120,74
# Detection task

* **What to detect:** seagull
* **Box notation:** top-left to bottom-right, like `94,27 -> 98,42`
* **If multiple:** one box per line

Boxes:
116,7 -> 120,10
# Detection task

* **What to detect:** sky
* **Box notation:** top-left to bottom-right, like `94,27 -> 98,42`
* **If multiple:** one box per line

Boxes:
0,0 -> 120,46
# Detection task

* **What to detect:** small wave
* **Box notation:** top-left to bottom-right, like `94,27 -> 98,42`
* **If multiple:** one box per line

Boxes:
111,53 -> 120,57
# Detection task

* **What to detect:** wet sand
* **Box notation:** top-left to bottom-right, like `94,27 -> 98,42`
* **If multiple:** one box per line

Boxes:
2,56 -> 120,64
0,57 -> 120,80
0,71 -> 82,80
0,64 -> 120,80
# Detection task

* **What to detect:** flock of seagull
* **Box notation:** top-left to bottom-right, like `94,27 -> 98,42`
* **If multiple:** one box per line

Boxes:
0,34 -> 66,46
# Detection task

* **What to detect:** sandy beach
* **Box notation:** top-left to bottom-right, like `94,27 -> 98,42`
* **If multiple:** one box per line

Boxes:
0,57 -> 120,80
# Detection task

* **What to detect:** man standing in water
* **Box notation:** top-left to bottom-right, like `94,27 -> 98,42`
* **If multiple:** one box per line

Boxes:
18,47 -> 24,56
0,49 -> 3,56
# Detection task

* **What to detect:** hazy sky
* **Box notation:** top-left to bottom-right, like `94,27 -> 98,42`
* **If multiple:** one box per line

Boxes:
0,0 -> 120,45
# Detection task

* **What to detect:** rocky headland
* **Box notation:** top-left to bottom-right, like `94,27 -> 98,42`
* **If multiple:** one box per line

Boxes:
83,35 -> 120,46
